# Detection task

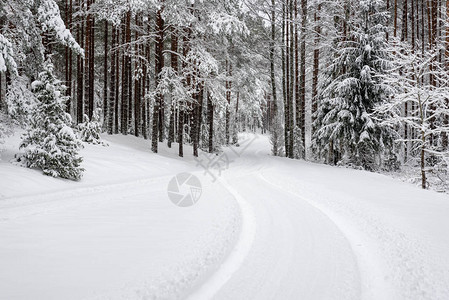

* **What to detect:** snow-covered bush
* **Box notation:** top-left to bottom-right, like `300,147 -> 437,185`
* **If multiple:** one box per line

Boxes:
17,61 -> 84,180
0,33 -> 18,74
77,109 -> 107,146
0,112 -> 14,160
5,76 -> 37,126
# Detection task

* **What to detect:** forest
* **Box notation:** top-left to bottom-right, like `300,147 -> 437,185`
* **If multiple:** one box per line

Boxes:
1,0 -> 449,190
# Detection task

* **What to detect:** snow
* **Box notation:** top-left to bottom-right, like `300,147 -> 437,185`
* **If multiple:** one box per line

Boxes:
1,132 -> 449,299
0,33 -> 17,75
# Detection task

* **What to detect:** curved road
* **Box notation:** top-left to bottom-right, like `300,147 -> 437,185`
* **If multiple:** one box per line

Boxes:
190,135 -> 362,300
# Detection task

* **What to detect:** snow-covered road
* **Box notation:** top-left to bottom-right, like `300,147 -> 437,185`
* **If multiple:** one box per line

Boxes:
1,133 -> 449,299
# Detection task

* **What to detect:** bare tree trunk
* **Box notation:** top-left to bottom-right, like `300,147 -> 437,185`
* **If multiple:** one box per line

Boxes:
233,91 -> 239,144
84,0 -> 91,119
386,0 -> 390,41
282,2 -> 289,157
178,26 -> 191,157
65,0 -> 72,112
402,0 -> 409,163
294,0 -> 299,130
208,91 -> 214,153
394,0 -> 398,37
193,84 -> 203,157
152,6 -> 164,152
142,42 -> 148,140
108,25 -> 116,135
114,26 -> 120,134
312,4 -> 321,120
288,0 -> 294,158
225,61 -> 232,145
299,0 -> 307,158
76,0 -> 84,124
270,0 -> 278,155
134,14 -> 141,137
142,21 -> 150,140
443,0 -> 449,149
89,6 -> 95,120
103,20 -> 108,126
168,27 -> 178,148
121,12 -> 131,135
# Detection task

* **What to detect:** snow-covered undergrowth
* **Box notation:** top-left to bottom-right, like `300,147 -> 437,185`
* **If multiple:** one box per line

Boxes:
0,132 -> 241,299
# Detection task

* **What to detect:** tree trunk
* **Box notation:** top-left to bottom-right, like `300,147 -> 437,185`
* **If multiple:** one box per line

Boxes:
142,21 -> 150,140
402,0 -> 409,163
108,25 -> 116,135
193,84 -> 203,157
394,0 -> 398,37
178,26 -> 191,157
208,91 -> 214,153
270,0 -> 278,156
168,27 -> 178,148
84,0 -> 90,119
312,4 -> 321,120
103,20 -> 108,126
134,14 -> 141,137
89,8 -> 95,120
121,12 -> 131,135
65,0 -> 72,113
152,6 -> 164,152
282,2 -> 289,157
76,0 -> 84,124
299,0 -> 307,158
288,0 -> 294,158
114,26 -> 120,134
225,60 -> 232,145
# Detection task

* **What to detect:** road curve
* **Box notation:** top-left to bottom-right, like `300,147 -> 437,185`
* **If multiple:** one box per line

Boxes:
190,134 -> 362,300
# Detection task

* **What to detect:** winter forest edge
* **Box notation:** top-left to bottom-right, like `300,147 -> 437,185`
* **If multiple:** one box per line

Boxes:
2,0 -> 449,192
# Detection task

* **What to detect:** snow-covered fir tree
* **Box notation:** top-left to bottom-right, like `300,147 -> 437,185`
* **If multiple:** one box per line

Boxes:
77,109 -> 107,146
18,61 -> 84,180
312,0 -> 394,171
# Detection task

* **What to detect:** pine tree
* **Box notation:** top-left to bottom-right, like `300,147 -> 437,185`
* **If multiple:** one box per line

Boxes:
18,61 -> 84,180
77,108 -> 106,145
313,0 -> 392,171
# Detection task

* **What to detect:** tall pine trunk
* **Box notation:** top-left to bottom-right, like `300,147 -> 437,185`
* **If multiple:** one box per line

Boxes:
270,0 -> 278,156
299,0 -> 307,157
168,27 -> 178,148
103,20 -> 108,127
134,14 -> 141,137
225,61 -> 232,145
76,0 -> 84,124
108,25 -> 116,135
152,7 -> 164,152
282,2 -> 289,157
121,12 -> 131,135
288,0 -> 294,158
311,4 -> 321,120
208,91 -> 214,153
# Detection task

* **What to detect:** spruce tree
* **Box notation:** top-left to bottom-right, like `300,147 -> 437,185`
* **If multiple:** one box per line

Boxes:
313,0 -> 392,170
18,61 -> 84,180
78,108 -> 107,145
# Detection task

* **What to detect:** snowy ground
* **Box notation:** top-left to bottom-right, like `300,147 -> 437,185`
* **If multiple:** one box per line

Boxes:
1,132 -> 449,299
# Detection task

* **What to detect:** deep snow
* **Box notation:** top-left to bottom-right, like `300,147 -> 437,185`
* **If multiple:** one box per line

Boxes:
1,132 -> 449,299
